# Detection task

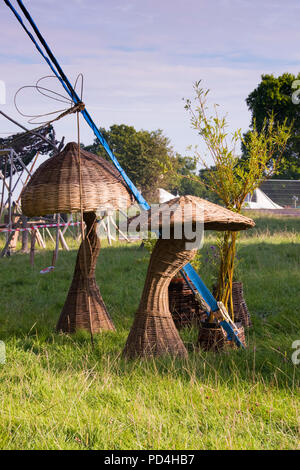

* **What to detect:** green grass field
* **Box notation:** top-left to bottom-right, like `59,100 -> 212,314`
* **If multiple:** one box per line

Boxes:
0,215 -> 299,450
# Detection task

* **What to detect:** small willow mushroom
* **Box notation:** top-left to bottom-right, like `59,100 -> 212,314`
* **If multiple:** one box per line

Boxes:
21,142 -> 132,333
123,195 -> 255,358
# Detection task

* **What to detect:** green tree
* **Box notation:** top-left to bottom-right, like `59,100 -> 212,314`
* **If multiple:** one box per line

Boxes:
85,124 -> 173,200
167,154 -> 199,195
166,153 -> 221,202
244,73 -> 300,179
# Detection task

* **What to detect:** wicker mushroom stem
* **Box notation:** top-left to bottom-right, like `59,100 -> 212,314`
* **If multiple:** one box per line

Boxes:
123,238 -> 197,358
56,211 -> 115,333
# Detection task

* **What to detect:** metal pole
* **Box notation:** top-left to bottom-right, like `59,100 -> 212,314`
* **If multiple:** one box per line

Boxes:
8,150 -> 13,230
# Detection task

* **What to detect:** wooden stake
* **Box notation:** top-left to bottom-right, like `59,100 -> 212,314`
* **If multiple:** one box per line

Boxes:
45,227 -> 55,245
59,229 -> 69,251
110,215 -> 129,242
30,229 -> 36,266
21,215 -> 29,253
51,214 -> 60,266
35,228 -> 46,249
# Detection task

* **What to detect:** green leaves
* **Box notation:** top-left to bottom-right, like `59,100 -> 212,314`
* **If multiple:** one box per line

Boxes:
186,82 -> 291,211
84,125 -> 174,200
184,81 -> 291,308
245,73 -> 300,179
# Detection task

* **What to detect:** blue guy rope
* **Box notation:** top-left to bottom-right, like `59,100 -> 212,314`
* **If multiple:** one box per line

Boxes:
4,0 -> 244,348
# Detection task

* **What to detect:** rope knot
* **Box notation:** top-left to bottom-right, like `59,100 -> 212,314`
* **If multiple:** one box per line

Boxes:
76,101 -> 85,112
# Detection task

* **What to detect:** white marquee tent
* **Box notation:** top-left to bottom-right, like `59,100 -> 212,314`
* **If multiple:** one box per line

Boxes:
243,188 -> 282,209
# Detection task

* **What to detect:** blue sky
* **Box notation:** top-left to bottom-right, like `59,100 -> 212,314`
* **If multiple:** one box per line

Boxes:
1,0 -> 300,162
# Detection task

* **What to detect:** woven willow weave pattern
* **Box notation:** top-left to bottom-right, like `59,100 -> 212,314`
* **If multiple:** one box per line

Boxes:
232,282 -> 252,327
133,195 -> 255,232
21,142 -> 133,333
197,322 -> 246,351
169,277 -> 206,329
21,142 -> 132,216
123,197 -> 254,358
56,211 -> 115,333
123,238 -> 197,358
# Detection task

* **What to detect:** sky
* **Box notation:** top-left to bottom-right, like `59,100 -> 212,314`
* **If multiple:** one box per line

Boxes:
1,0 -> 300,166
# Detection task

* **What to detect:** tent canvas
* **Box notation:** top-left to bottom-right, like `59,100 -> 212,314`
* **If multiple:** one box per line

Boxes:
157,188 -> 177,203
244,188 -> 282,209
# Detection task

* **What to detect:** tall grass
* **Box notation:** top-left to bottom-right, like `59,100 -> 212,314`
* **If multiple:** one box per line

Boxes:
0,216 -> 299,449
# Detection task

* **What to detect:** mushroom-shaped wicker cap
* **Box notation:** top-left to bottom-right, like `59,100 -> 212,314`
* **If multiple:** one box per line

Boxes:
21,142 -> 133,216
132,195 -> 255,232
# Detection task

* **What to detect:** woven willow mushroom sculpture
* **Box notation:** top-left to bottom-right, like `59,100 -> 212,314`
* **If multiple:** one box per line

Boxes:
123,195 -> 255,358
21,142 -> 132,333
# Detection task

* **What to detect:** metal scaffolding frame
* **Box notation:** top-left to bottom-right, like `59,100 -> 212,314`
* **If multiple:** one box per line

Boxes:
0,147 -> 33,228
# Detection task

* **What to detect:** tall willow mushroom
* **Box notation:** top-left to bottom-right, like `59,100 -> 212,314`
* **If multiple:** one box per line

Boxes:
21,142 -> 132,333
123,195 -> 254,358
